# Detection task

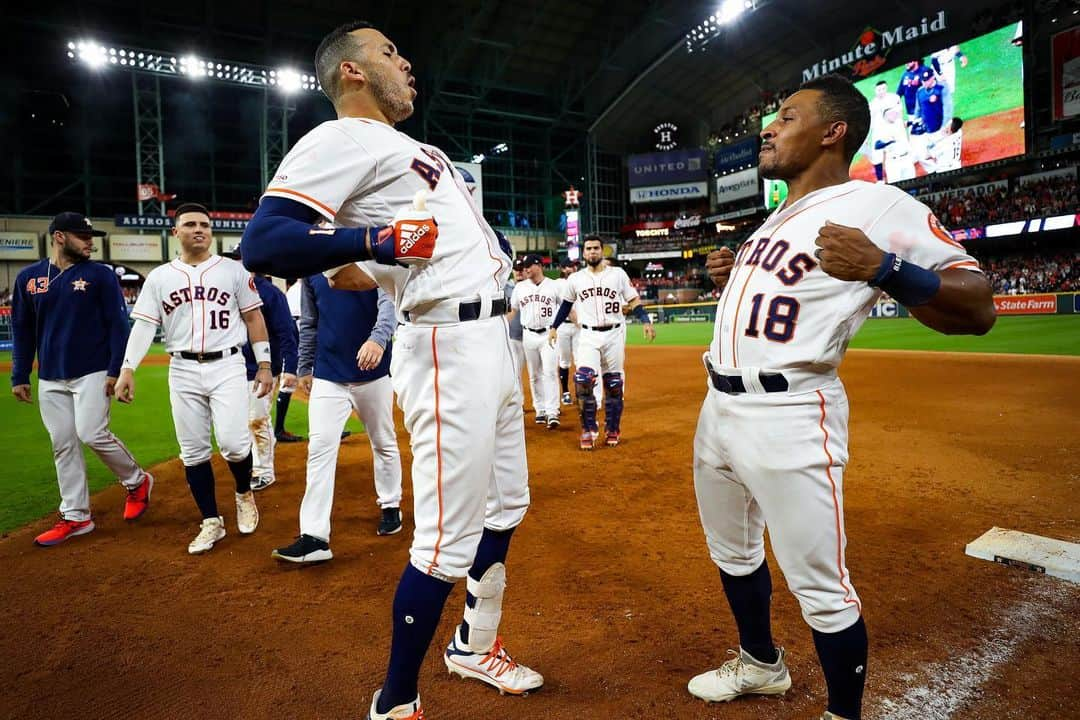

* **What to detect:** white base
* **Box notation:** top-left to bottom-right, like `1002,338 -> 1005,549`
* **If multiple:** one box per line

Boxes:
965,527 -> 1080,584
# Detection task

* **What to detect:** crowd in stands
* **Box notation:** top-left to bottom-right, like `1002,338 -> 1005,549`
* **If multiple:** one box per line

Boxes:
929,176 -> 1079,229
706,88 -> 793,147
978,251 -> 1079,294
0,287 -> 11,307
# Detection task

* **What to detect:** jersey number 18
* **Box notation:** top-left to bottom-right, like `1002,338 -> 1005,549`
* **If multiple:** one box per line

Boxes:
744,294 -> 799,342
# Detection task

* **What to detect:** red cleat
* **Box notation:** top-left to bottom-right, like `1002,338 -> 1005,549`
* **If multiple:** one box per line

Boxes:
579,431 -> 596,451
123,473 -> 154,521
34,517 -> 95,547
605,431 -> 620,447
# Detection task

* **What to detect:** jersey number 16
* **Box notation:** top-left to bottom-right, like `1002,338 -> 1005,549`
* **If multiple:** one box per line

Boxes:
209,309 -> 230,330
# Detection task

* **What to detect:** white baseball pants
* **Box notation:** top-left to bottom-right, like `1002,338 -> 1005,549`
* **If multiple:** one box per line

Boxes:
391,315 -> 530,581
168,354 -> 252,466
693,377 -> 862,633
38,370 -> 143,522
299,375 -> 403,541
522,329 -> 559,418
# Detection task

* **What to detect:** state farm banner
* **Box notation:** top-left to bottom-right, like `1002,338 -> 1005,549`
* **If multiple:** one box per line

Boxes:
630,182 -> 709,205
109,234 -> 162,262
715,167 -> 760,204
713,139 -> 758,175
627,149 -> 707,188
993,294 -> 1056,315
453,162 -> 484,213
1052,27 -> 1080,120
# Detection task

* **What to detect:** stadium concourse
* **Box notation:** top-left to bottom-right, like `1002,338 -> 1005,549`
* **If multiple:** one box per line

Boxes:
2,1 -> 1079,719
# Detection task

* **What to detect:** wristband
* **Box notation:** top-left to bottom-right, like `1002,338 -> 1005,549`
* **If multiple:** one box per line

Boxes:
632,305 -> 651,324
869,252 -> 941,307
252,341 -> 272,364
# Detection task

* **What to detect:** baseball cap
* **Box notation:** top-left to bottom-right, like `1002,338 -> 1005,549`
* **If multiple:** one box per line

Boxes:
920,69 -> 935,81
521,254 -> 542,267
559,258 -> 576,268
512,257 -> 525,271
49,212 -> 106,237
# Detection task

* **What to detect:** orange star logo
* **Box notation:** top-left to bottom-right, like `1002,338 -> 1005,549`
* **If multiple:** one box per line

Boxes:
72,279 -> 89,291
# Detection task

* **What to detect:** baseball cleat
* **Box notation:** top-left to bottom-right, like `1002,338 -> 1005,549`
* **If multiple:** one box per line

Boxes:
235,491 -> 259,534
688,647 -> 791,703
34,517 -> 95,547
443,626 -> 543,695
534,414 -> 547,425
820,713 -> 851,720
546,416 -> 560,429
275,430 -> 305,443
605,431 -> 620,447
251,475 -> 276,492
123,472 -> 154,521
366,690 -> 424,719
579,431 -> 596,450
377,507 -> 403,536
188,516 -> 226,555
272,534 -> 332,563
561,391 -> 572,405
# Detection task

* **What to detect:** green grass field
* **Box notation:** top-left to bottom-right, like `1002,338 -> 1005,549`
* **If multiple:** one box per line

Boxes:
0,351 -> 365,533
2,312 -> 1078,533
627,315 -> 1080,355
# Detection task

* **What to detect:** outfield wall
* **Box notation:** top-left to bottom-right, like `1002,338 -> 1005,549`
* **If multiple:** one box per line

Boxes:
643,292 -> 1080,323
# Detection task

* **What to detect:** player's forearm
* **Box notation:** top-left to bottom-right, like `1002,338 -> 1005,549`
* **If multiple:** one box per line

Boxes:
907,269 -> 996,335
370,289 -> 396,349
242,309 -> 270,344
242,197 -> 375,277
121,319 -> 157,371
10,295 -> 37,385
551,300 -> 574,329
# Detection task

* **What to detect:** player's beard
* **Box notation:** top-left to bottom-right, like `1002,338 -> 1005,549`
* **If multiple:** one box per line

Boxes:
61,238 -> 91,263
367,65 -> 414,123
585,256 -> 602,268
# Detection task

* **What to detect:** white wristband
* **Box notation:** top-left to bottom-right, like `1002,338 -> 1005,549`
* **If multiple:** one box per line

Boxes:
253,341 -> 272,365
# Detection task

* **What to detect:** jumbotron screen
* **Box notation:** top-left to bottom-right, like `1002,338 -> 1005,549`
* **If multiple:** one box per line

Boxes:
764,22 -> 1025,209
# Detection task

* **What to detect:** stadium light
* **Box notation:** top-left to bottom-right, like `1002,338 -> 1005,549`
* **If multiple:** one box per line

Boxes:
66,38 -> 323,94
472,153 -> 486,163
685,0 -> 757,53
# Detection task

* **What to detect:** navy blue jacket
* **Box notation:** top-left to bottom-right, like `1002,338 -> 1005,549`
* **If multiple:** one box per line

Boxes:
243,275 -> 298,381
11,259 -> 129,386
297,274 -> 394,384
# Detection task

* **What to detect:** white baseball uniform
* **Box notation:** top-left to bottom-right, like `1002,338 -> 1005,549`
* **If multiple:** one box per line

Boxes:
931,130 -> 963,173
550,276 -> 579,371
263,117 -> 530,580
510,277 -> 560,419
878,116 -> 916,182
562,265 -> 639,379
130,256 -> 263,466
694,180 -> 980,633
868,92 -> 903,166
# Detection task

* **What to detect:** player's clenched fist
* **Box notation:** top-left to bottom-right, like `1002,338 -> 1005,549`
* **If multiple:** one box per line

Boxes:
706,247 -> 735,289
814,221 -> 885,282
371,190 -> 439,265
115,369 -> 136,404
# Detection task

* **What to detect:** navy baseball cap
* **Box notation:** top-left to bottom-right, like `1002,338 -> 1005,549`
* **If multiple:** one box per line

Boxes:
521,254 -> 542,267
512,257 -> 525,271
49,212 -> 106,237
920,69 -> 935,81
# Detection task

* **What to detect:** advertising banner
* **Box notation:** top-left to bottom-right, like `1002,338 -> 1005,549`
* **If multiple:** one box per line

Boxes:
919,180 -> 1008,206
630,182 -> 709,204
713,139 -> 758,175
993,294 -> 1057,315
0,232 -> 40,260
116,215 -> 249,232
109,235 -> 163,262
715,167 -> 760,204
627,149 -> 707,188
1052,26 -> 1080,119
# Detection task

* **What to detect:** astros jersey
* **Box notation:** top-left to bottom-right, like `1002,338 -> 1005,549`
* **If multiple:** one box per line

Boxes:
869,93 -> 903,136
934,130 -> 963,172
563,266 -> 639,327
131,255 -> 262,353
263,119 -> 509,311
710,180 -> 979,372
511,277 -> 560,330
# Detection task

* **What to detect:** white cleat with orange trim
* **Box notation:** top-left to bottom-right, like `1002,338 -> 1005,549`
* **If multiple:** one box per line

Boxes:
366,690 -> 425,720
688,647 -> 791,703
443,626 -> 544,695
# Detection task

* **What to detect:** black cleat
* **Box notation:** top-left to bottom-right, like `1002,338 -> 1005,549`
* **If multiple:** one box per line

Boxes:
378,507 -> 403,536
272,534 -> 332,563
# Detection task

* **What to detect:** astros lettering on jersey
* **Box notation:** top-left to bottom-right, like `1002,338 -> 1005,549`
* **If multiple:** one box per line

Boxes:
561,265 -> 639,328
512,277 -> 560,330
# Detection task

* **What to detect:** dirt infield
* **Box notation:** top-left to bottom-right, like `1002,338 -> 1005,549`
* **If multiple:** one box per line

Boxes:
3,347 -> 1078,720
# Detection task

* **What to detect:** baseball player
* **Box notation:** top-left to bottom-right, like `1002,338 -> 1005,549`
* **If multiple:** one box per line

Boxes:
548,235 -> 655,450
895,58 -> 930,116
551,259 -> 580,405
11,212 -> 153,547
506,259 -> 529,405
930,45 -> 967,127
911,69 -> 949,173
866,81 -> 903,183
874,105 -> 916,183
115,203 -> 274,555
687,75 -> 995,720
271,276 -> 402,563
240,21 -> 541,719
509,254 -> 561,428
929,117 -> 964,173
274,278 -> 305,443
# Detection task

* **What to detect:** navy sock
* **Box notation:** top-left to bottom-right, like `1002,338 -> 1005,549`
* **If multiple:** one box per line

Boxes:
558,367 -> 569,394
460,526 -> 515,646
873,163 -> 884,181
184,461 -> 218,519
719,562 -> 778,665
812,616 -> 868,720
274,392 -> 291,434
377,564 -> 454,712
226,453 -> 253,494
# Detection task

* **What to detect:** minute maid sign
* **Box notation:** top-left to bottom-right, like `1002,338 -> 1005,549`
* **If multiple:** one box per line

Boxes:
801,10 -> 947,81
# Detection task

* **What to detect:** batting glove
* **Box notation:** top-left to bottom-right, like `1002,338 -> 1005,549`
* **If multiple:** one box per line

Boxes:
371,190 -> 439,265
